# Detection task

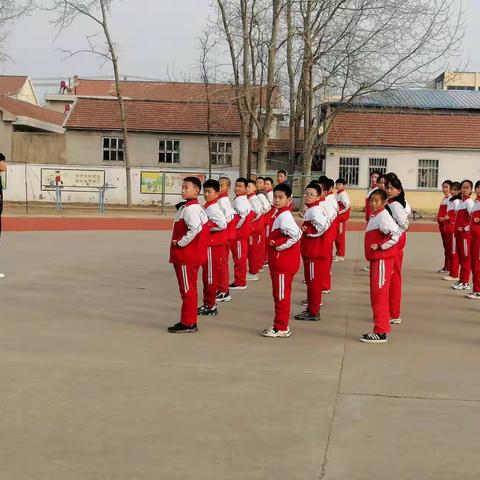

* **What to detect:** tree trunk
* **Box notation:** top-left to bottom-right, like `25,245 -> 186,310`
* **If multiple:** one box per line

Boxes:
100,0 -> 131,207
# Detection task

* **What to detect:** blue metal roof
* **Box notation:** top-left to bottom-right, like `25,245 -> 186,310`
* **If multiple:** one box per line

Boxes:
348,89 -> 480,110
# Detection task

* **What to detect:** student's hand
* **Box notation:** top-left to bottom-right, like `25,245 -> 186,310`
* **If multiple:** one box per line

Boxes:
269,240 -> 276,247
299,211 -> 304,218
172,240 -> 178,246
457,227 -> 463,232
465,226 -> 470,232
474,217 -> 480,223
371,244 -> 379,251
301,226 -> 308,232
444,215 -> 449,221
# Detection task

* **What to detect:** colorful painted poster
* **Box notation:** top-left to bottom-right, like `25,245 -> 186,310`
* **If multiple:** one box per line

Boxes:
41,168 -> 105,190
140,171 -> 163,194
164,173 -> 206,194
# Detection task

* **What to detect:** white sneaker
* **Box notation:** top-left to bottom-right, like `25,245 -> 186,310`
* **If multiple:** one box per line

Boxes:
322,290 -> 331,294
261,326 -> 292,338
437,268 -> 449,274
466,292 -> 480,299
390,318 -> 402,324
452,282 -> 470,290
443,276 -> 459,281
0,273 -> 4,278
247,273 -> 259,281
363,266 -> 370,272
333,256 -> 344,262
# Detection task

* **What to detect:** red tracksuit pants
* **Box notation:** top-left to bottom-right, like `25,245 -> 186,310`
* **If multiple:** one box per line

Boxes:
303,258 -> 324,315
471,234 -> 480,293
445,230 -> 459,278
229,238 -> 248,286
456,232 -> 471,284
389,245 -> 404,320
202,245 -> 224,308
248,233 -> 265,274
271,271 -> 295,331
370,258 -> 394,334
173,263 -> 200,327
335,221 -> 347,257
439,224 -> 450,270
218,243 -> 231,294
323,240 -> 334,291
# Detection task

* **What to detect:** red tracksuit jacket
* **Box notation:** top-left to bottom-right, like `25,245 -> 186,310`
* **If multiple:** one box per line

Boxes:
218,192 -> 237,241
268,207 -> 302,274
248,193 -> 264,235
204,200 -> 227,246
169,199 -> 209,265
437,195 -> 451,225
336,189 -> 351,222
364,208 -> 401,261
455,196 -> 475,234
445,197 -> 460,233
233,194 -> 254,240
301,200 -> 330,259
471,198 -> 480,237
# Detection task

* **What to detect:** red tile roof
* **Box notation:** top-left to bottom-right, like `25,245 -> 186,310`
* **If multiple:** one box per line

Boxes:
75,79 -> 238,103
0,95 -> 65,126
0,75 -> 28,96
327,111 -> 480,149
65,98 -> 241,134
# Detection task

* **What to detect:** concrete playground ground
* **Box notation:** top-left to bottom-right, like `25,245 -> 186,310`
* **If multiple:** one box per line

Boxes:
0,228 -> 479,480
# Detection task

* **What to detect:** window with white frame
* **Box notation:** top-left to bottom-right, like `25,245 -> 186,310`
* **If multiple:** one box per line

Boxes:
339,157 -> 360,186
159,139 -> 180,164
210,141 -> 232,166
417,159 -> 439,188
102,137 -> 124,161
368,157 -> 388,179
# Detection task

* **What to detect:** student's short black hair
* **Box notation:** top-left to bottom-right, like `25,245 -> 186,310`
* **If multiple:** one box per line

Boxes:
377,173 -> 387,183
219,176 -> 231,187
318,175 -> 328,182
203,179 -> 220,192
277,169 -> 287,176
247,179 -> 256,186
449,182 -> 461,200
256,176 -> 265,181
183,176 -> 202,191
442,179 -> 453,187
0,153 -> 5,161
327,178 -> 335,189
264,177 -> 274,184
235,177 -> 249,187
370,170 -> 381,177
336,178 -> 346,185
317,178 -> 329,191
475,180 -> 480,190
461,179 -> 473,189
274,182 -> 292,197
370,188 -> 388,202
306,182 -> 322,195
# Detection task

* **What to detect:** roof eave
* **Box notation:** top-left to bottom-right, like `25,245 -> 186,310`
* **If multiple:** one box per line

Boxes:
13,116 -> 65,133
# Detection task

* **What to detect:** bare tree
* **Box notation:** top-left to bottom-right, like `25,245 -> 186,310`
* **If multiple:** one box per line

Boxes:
49,0 -> 133,207
0,1 -> 32,62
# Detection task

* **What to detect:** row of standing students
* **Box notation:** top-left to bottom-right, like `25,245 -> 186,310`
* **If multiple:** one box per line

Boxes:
168,171 -> 409,343
437,179 -> 480,298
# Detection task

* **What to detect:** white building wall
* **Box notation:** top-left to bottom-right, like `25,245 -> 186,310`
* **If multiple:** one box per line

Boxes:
326,146 -> 480,190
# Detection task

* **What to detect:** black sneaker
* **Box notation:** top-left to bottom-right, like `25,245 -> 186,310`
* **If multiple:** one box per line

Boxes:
229,282 -> 247,290
197,305 -> 218,316
360,332 -> 387,343
294,310 -> 321,321
167,322 -> 198,333
216,292 -> 232,302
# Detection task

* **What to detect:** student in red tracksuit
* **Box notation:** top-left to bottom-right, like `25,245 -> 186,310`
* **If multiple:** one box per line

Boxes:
451,180 -> 474,291
466,180 -> 480,299
443,182 -> 461,282
295,182 -> 329,322
229,177 -> 254,290
246,179 -> 265,280
256,176 -> 273,271
168,177 -> 209,333
216,176 -> 236,303
385,174 -> 409,325
198,179 -> 227,317
436,180 -> 452,274
334,178 -> 351,261
263,177 -> 275,265
262,183 -> 302,338
317,178 -> 337,294
361,188 -> 401,344
365,170 -> 380,222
